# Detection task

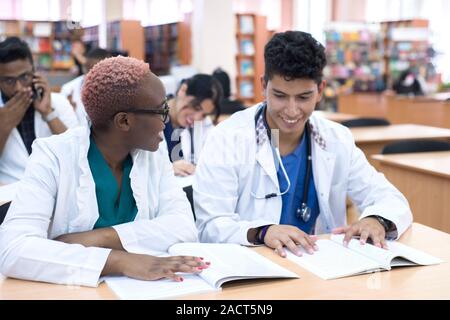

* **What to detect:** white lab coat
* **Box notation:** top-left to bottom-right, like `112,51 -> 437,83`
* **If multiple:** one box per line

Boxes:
60,75 -> 89,126
0,92 -> 79,184
0,126 -> 198,287
193,105 -> 413,245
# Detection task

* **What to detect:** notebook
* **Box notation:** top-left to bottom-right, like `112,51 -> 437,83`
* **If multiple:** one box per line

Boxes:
105,243 -> 298,300
285,234 -> 443,280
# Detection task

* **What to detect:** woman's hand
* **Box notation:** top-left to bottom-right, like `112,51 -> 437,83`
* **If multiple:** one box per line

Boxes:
103,250 -> 210,282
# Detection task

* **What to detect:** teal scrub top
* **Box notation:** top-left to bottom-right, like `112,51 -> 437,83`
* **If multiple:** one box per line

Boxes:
88,135 -> 138,229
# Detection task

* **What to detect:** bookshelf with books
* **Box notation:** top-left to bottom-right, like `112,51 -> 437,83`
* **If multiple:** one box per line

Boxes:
381,19 -> 436,90
324,26 -> 385,93
144,23 -> 180,76
106,20 -> 144,60
81,25 -> 99,50
235,14 -> 268,105
0,20 -> 81,71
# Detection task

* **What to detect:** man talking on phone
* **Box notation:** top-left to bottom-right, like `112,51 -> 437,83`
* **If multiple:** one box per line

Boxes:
0,37 -> 77,188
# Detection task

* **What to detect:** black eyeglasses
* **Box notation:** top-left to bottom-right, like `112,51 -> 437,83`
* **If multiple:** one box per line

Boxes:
0,72 -> 34,88
122,100 -> 170,123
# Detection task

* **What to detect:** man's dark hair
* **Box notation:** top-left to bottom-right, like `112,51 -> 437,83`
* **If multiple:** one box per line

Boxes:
181,74 -> 224,120
264,31 -> 326,84
85,47 -> 111,60
0,37 -> 34,65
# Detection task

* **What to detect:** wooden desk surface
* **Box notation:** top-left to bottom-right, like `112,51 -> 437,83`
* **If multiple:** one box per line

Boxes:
1,223 -> 449,300
372,151 -> 450,179
313,111 -> 357,123
351,124 -> 450,144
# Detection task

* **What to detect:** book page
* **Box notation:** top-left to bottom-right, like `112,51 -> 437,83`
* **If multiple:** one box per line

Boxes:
0,182 -> 18,204
169,243 -> 298,288
286,239 -> 382,280
385,241 -> 443,266
330,234 -> 396,268
330,234 -> 443,267
104,274 -> 217,300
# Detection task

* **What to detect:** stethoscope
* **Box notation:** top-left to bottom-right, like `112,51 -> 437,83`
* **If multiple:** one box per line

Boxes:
250,103 -> 312,222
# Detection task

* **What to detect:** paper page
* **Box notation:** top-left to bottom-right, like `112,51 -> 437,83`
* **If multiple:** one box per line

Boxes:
330,234 -> 396,268
169,243 -> 298,288
286,239 -> 382,280
386,241 -> 443,266
104,274 -> 217,300
331,234 -> 443,267
0,182 -> 18,204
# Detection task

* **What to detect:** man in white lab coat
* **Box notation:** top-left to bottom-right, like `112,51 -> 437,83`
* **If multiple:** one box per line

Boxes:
0,56 -> 208,287
193,31 -> 412,257
0,37 -> 78,185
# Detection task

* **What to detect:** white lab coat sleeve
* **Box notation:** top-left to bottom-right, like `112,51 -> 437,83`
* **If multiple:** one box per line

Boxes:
193,128 -> 274,245
112,144 -> 198,253
51,93 -> 79,128
345,131 -> 413,239
0,140 -> 111,287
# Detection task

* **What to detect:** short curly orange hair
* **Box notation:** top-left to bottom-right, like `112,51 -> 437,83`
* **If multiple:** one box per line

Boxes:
82,56 -> 151,127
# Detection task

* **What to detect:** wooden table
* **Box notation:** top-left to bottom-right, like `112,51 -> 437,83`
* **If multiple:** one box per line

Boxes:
372,152 -> 450,233
350,124 -> 450,166
313,110 -> 357,123
1,223 -> 449,299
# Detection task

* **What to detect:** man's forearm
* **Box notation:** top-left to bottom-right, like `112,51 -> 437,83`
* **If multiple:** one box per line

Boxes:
54,227 -> 125,250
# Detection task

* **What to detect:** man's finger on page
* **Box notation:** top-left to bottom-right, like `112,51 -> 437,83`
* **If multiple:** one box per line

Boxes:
343,225 -> 359,247
380,238 -> 389,250
297,237 -> 314,255
360,230 -> 370,245
370,233 -> 383,248
273,240 -> 286,258
283,237 -> 301,256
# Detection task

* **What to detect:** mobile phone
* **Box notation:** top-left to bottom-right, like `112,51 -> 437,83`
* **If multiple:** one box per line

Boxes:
31,82 -> 43,101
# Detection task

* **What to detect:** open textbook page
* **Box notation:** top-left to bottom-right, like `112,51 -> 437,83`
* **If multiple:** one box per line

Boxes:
286,234 -> 442,280
105,243 -> 298,299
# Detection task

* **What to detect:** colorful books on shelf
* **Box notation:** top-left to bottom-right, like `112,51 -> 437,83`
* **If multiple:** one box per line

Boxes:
239,80 -> 254,98
240,59 -> 254,76
240,39 -> 255,55
239,15 -> 254,34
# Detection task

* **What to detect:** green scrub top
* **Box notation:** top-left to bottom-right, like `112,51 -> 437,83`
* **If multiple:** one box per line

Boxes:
88,135 -> 138,229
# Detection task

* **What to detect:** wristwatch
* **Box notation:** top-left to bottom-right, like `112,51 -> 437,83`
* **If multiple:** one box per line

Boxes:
43,108 -> 59,122
371,215 -> 394,233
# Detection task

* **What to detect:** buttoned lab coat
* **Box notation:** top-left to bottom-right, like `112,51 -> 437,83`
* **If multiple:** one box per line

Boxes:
0,127 -> 197,287
193,105 -> 413,245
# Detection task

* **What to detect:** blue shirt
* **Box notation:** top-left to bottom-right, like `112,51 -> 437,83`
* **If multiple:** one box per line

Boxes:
277,133 -> 320,234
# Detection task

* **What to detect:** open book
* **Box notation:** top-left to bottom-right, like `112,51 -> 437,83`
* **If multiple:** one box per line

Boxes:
286,234 -> 443,280
105,243 -> 298,300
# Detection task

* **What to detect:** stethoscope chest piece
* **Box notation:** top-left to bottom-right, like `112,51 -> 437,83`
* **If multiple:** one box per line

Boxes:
297,203 -> 311,222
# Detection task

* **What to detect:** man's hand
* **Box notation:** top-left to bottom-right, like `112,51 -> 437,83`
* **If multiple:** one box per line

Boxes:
0,88 -> 32,132
31,73 -> 52,115
173,160 -> 196,177
104,250 -> 211,282
264,224 -> 318,258
332,216 -> 388,249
